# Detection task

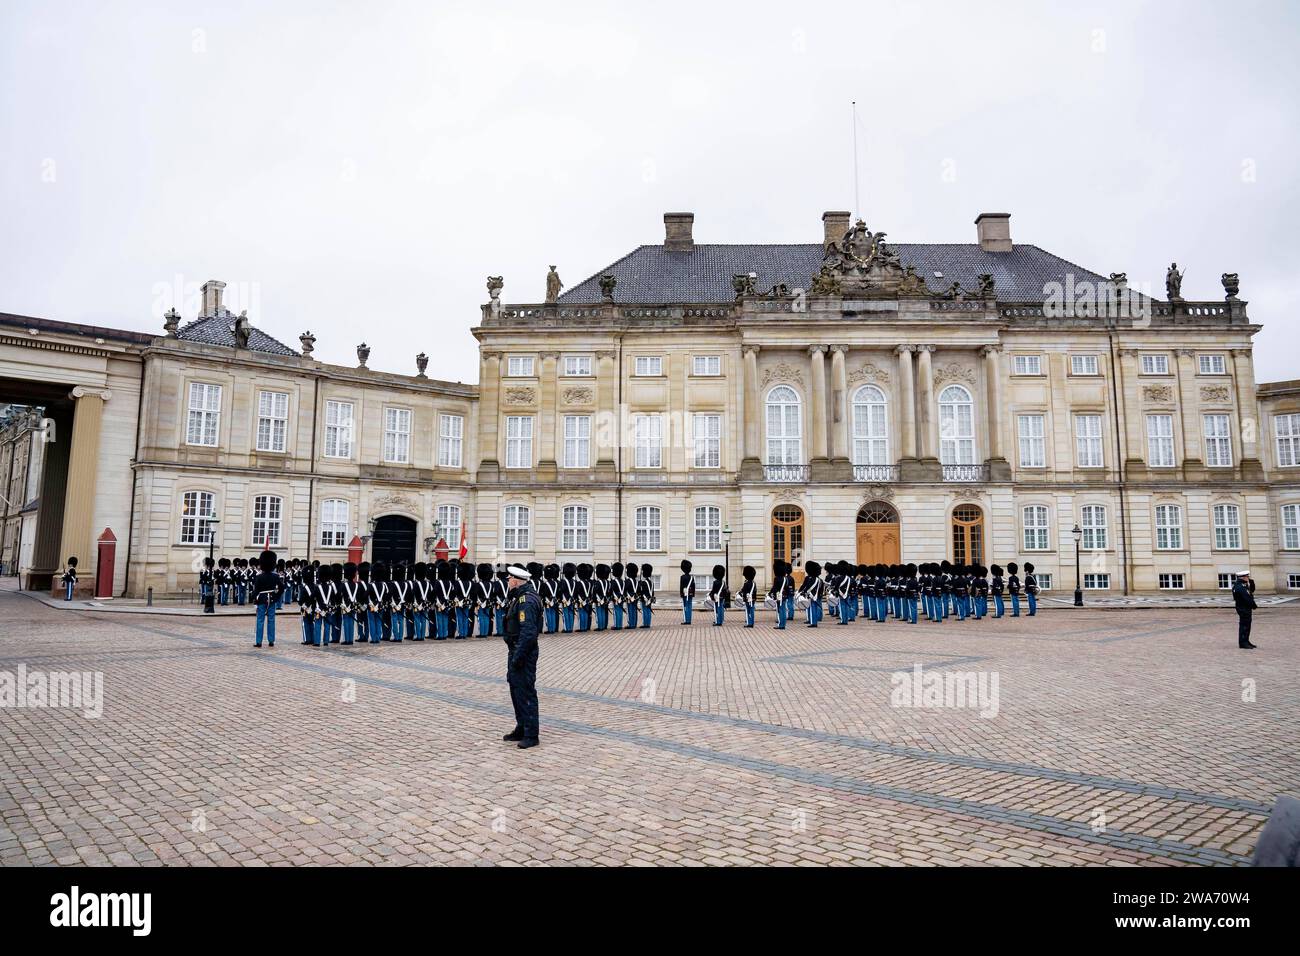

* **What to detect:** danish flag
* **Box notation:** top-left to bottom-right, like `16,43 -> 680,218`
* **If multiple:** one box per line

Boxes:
458,521 -> 468,560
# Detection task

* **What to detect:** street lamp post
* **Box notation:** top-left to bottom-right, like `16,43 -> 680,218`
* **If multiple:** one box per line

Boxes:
1072,524 -> 1084,607
204,518 -> 221,613
723,523 -> 733,590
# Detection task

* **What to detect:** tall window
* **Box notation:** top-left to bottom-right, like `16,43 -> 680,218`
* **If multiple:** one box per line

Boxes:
1017,414 -> 1045,468
1204,414 -> 1233,467
562,355 -> 591,376
1022,505 -> 1049,551
1198,354 -> 1226,375
694,506 -> 722,551
256,390 -> 289,452
851,385 -> 889,465
561,505 -> 589,551
634,414 -> 663,468
1146,414 -> 1175,468
1155,504 -> 1183,550
437,504 -> 461,540
766,386 -> 802,464
503,505 -> 530,551
324,400 -> 354,458
634,506 -> 662,551
634,356 -> 663,376
383,408 -> 412,463
180,491 -> 215,544
563,415 -> 591,468
505,416 -> 533,469
692,355 -> 721,376
1080,505 -> 1107,550
251,495 -> 283,547
1012,355 -> 1042,375
320,499 -> 349,547
1141,354 -> 1169,375
1071,355 -> 1099,375
693,414 -> 721,468
1282,504 -> 1300,549
1074,414 -> 1103,468
507,356 -> 534,377
1275,413 -> 1300,467
186,383 -> 221,447
438,415 -> 463,468
938,385 -> 975,465
1213,503 -> 1241,549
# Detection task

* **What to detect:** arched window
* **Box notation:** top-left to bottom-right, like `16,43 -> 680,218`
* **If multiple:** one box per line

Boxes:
765,385 -> 802,465
251,494 -> 283,547
852,385 -> 889,465
938,385 -> 976,465
561,505 -> 589,552
694,505 -> 722,551
634,506 -> 662,551
503,505 -> 531,551
319,498 -> 349,548
437,504 -> 462,540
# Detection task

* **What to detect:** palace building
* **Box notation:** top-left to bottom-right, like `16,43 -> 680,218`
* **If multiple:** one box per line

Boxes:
4,209 -> 1300,598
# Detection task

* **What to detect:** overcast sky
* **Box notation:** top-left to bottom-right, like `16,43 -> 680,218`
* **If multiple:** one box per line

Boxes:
3,1 -> 1299,384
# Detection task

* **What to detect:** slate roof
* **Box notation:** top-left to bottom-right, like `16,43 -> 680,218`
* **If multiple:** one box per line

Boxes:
176,314 -> 299,356
558,243 -> 1111,304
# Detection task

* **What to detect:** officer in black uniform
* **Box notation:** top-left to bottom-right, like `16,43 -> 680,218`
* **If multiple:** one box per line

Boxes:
502,565 -> 544,749
1232,570 -> 1258,649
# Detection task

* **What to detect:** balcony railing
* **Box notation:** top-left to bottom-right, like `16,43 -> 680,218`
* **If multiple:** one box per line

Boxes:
942,463 -> 989,482
853,464 -> 899,482
763,464 -> 809,483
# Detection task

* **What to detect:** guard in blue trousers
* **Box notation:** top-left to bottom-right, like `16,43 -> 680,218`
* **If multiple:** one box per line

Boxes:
493,567 -> 511,635
592,564 -> 611,630
709,564 -> 728,625
637,563 -> 655,628
800,561 -> 824,627
252,549 -> 281,647
622,563 -> 640,629
411,563 -> 431,639
609,562 -> 625,630
368,562 -> 388,642
388,564 -> 408,641
540,563 -> 560,634
216,558 -> 230,605
473,563 -> 494,637
61,556 -> 78,601
576,563 -> 594,631
769,561 -> 793,629
679,559 -> 696,625
1007,562 -> 1021,617
560,563 -> 577,633
300,567 -> 321,646
199,556 -> 215,613
1024,562 -> 1039,616
738,565 -> 757,627
902,564 -> 919,623
433,561 -> 453,639
990,564 -> 1005,617
339,562 -> 361,644
953,564 -> 969,621
455,561 -> 477,638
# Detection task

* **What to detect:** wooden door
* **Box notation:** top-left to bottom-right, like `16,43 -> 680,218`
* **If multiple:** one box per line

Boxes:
856,523 -> 900,565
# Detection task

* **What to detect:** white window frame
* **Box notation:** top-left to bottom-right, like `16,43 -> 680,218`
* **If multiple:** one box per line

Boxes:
1288,574 -> 1300,589
1146,414 -> 1175,468
1074,414 -> 1104,469
1204,414 -> 1233,468
251,494 -> 283,548
319,498 -> 349,548
1158,573 -> 1185,590
1283,504 -> 1300,550
506,356 -> 535,378
1017,414 -> 1046,469
693,505 -> 722,552
1213,503 -> 1242,550
505,416 -> 534,469
437,504 -> 462,541
186,382 -> 222,447
1080,505 -> 1108,550
1070,355 -> 1099,376
693,413 -> 721,469
692,355 -> 721,377
938,385 -> 976,465
1198,354 -> 1226,375
1141,354 -> 1169,375
1083,573 -> 1111,590
438,414 -> 463,468
324,400 -> 354,459
633,414 -> 663,469
1154,504 -> 1183,550
502,505 -> 531,551
765,386 -> 803,465
180,490 -> 216,545
562,354 -> 592,377
634,505 -> 662,552
1218,573 -> 1237,590
562,415 -> 591,469
634,356 -> 663,377
383,407 -> 412,464
1022,505 -> 1050,551
561,504 -> 590,552
1012,355 -> 1042,376
255,390 -> 289,453
851,385 -> 889,466
1275,413 -> 1300,468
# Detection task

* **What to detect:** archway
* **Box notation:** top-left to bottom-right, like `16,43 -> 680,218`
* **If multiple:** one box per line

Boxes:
951,504 -> 984,566
856,501 -> 900,565
371,514 -> 417,566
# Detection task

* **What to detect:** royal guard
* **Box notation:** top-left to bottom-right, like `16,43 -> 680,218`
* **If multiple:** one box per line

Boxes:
60,556 -> 79,601
738,565 -> 757,627
492,566 -> 510,635
540,563 -> 560,634
1024,562 -> 1039,616
1007,562 -> 1021,617
708,564 -> 727,626
638,563 -> 655,628
593,563 -> 611,631
560,562 -> 578,633
609,562 -> 626,630
679,559 -> 696,625
576,563 -> 594,631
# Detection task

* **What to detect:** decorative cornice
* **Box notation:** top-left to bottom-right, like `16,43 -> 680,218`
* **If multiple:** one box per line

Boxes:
847,363 -> 891,385
1200,385 -> 1232,404
1142,384 -> 1175,403
562,386 -> 594,405
503,387 -> 536,405
951,488 -> 983,501
933,364 -> 977,387
760,363 -> 804,389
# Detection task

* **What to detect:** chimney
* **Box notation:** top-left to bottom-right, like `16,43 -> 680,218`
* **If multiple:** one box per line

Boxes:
663,212 -> 694,251
200,279 -> 227,316
975,213 -> 1012,252
822,210 -> 851,247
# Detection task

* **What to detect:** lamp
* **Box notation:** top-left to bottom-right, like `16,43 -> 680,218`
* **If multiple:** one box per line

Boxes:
723,523 -> 733,588
1072,524 -> 1083,607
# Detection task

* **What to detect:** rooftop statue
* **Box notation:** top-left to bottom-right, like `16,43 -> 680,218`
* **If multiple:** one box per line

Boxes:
545,266 -> 563,304
1166,262 -> 1184,301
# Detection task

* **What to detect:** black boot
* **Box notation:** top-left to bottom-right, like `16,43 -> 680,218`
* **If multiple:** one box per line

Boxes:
502,728 -> 524,741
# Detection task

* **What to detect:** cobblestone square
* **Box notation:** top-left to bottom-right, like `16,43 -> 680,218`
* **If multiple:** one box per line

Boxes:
1,591 -> 1295,866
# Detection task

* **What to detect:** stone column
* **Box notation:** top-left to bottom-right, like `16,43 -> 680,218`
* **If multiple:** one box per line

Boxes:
537,351 -> 559,478
1175,348 -> 1201,465
916,345 -> 935,459
982,345 -> 1003,460
1232,347 -> 1259,465
809,345 -> 828,462
478,351 -> 501,478
56,387 -> 110,596
896,345 -> 916,459
595,350 -> 617,477
1118,349 -> 1144,466
742,346 -> 760,464
830,345 -> 848,460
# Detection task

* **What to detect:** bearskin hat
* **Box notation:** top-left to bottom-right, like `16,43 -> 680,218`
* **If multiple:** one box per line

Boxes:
626,563 -> 639,579
742,565 -> 756,580
1024,562 -> 1035,574
1007,562 -> 1019,574
712,564 -> 725,579
641,562 -> 652,578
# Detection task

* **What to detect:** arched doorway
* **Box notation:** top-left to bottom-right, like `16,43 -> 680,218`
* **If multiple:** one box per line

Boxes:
856,501 -> 900,565
951,505 -> 984,566
371,514 -> 417,566
771,505 -> 805,579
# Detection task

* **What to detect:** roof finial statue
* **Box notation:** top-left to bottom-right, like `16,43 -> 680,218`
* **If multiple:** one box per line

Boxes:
163,307 -> 180,337
416,352 -> 429,378
1165,262 -> 1184,301
545,266 -> 563,304
486,276 -> 503,315
357,343 -> 370,369
1221,272 -> 1240,300
233,310 -> 251,350
599,274 -> 617,302
299,331 -> 316,356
